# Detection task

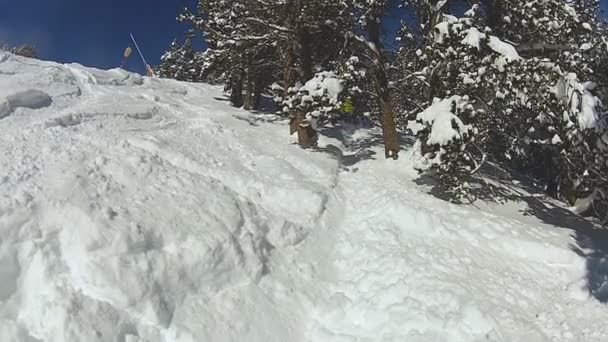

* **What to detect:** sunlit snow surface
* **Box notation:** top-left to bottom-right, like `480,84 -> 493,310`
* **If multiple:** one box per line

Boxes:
0,52 -> 607,342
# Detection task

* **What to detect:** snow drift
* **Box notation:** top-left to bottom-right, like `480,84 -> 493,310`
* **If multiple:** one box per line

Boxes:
1,52 -> 608,342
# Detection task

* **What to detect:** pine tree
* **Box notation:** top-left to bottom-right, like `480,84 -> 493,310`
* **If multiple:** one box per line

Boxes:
1,43 -> 37,58
157,40 -> 182,79
344,0 -> 402,159
399,1 -> 608,204
157,39 -> 202,82
11,45 -> 37,58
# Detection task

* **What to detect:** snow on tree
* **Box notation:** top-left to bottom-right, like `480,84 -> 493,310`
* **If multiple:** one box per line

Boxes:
410,95 -> 480,197
346,0 -> 403,159
157,38 -> 203,82
170,0 -> 355,145
158,0 -> 608,216
400,1 -> 608,207
286,71 -> 346,145
11,45 -> 37,58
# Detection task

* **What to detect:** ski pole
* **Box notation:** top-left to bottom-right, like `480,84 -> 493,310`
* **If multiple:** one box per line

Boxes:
130,33 -> 155,76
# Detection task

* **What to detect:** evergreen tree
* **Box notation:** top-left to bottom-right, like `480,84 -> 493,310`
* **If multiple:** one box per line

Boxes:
159,0 -> 608,216
343,0 -> 402,159
157,39 -> 202,82
399,0 -> 608,208
1,43 -> 37,58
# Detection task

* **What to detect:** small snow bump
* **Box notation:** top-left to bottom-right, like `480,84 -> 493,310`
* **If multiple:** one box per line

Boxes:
7,89 -> 52,110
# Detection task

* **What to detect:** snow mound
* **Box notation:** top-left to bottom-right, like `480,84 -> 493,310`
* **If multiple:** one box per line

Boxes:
0,54 -> 339,342
0,54 -> 81,99
0,90 -> 52,119
7,90 -> 52,109
66,63 -> 144,86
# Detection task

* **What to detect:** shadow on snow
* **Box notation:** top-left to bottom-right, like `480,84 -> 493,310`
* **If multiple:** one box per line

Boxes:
315,121 -> 414,172
416,162 -> 608,303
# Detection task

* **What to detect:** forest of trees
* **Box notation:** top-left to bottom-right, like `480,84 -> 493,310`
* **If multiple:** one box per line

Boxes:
157,0 -> 608,219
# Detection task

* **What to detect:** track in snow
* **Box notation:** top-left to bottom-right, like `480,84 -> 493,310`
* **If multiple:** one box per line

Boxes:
304,126 -> 608,342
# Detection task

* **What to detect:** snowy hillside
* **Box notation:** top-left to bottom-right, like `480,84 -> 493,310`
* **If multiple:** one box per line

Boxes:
1,52 -> 608,342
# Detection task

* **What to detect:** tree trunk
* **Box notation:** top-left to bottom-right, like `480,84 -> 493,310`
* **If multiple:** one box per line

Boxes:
290,110 -> 318,148
283,0 -> 299,99
299,29 -> 314,82
294,29 -> 318,146
283,1 -> 317,147
376,68 -> 401,159
367,19 -> 400,160
243,60 -> 255,110
230,71 -> 244,107
252,73 -> 263,111
416,0 -> 448,40
486,0 -> 505,33
540,144 -> 564,200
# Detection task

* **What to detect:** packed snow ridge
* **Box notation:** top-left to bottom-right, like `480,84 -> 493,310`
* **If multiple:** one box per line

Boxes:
1,52 -> 608,342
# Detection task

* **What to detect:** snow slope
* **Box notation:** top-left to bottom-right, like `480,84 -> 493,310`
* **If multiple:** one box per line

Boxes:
1,52 -> 607,341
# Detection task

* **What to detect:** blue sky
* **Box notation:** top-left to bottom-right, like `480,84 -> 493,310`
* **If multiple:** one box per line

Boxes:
0,0 -> 197,73
1,0 -> 607,75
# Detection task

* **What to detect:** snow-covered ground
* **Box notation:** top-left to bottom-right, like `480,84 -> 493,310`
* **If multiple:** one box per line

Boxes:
1,52 -> 607,342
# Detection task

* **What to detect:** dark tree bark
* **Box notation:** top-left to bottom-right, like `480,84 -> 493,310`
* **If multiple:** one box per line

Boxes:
290,110 -> 318,147
366,19 -> 400,160
284,0 -> 317,147
283,1 -> 299,99
230,71 -> 244,107
544,145 -> 561,199
252,74 -> 263,111
299,29 -> 314,82
485,0 -> 505,33
244,58 -> 255,110
244,68 -> 264,111
415,0 -> 448,40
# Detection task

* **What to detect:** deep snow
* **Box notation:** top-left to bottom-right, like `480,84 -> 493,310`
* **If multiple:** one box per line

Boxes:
1,52 -> 608,341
